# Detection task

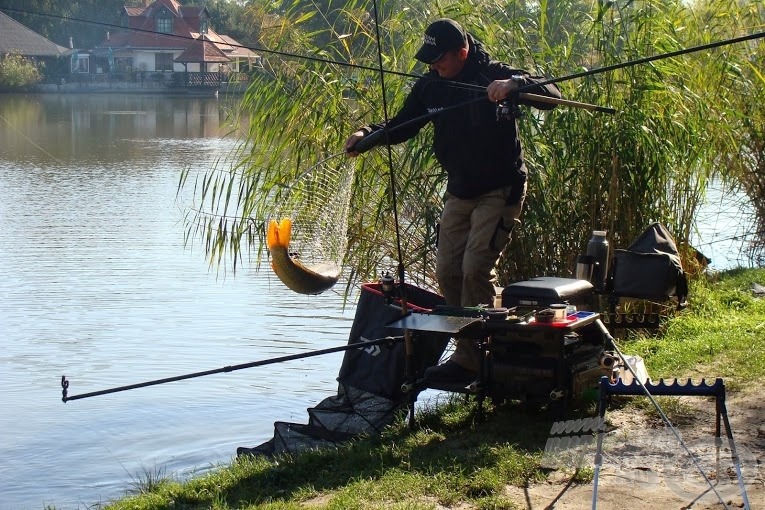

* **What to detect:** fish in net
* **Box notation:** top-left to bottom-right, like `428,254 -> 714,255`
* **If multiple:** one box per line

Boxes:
267,155 -> 354,294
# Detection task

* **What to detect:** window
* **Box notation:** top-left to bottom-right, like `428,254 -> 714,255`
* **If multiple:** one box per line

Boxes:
114,57 -> 132,72
76,55 -> 89,73
155,53 -> 174,71
155,17 -> 173,34
199,19 -> 208,34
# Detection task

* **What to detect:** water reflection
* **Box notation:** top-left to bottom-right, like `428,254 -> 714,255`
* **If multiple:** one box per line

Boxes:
0,93 -> 355,510
0,93 -> 239,165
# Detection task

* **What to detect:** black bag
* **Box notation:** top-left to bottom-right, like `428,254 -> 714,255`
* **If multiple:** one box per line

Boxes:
611,223 -> 688,306
337,283 -> 449,400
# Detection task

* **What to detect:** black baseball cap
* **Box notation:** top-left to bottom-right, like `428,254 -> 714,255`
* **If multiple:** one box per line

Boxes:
414,18 -> 468,64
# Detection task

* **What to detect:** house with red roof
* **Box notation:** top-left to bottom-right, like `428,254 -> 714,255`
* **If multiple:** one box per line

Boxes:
92,0 -> 259,76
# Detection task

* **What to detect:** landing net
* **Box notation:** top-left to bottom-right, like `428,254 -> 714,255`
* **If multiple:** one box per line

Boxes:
270,155 -> 355,280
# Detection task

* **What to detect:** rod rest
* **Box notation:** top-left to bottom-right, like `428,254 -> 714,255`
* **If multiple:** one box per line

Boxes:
601,312 -> 662,329
599,376 -> 725,397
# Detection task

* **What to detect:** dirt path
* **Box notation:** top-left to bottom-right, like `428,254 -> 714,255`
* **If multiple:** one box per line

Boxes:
505,387 -> 765,509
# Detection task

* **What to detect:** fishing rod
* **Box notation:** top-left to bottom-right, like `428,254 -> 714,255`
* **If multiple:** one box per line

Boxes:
531,28 -> 765,90
61,336 -> 402,402
366,0 -> 419,429
5,7 -> 764,98
350,92 -> 615,154
0,7 -> 508,115
0,7 -> 423,82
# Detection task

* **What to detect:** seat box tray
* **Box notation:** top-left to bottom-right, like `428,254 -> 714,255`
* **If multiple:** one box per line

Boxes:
501,277 -> 593,308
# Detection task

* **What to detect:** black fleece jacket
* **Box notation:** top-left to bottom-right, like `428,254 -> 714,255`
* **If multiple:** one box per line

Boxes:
364,35 -> 561,200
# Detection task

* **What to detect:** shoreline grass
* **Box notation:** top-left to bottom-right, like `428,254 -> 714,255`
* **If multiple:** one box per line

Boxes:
92,268 -> 765,510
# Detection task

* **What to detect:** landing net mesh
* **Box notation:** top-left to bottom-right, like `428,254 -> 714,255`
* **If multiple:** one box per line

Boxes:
270,155 -> 355,278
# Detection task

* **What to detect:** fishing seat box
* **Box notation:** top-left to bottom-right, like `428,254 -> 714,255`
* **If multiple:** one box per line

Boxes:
492,277 -> 604,403
501,277 -> 594,309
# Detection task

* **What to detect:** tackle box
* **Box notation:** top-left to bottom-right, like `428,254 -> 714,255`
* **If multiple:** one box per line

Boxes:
501,276 -> 594,309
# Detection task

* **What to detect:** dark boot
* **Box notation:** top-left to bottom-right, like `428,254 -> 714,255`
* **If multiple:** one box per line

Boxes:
422,360 -> 478,392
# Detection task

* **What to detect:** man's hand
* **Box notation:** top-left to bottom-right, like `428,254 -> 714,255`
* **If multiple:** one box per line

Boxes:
486,78 -> 520,103
344,130 -> 366,157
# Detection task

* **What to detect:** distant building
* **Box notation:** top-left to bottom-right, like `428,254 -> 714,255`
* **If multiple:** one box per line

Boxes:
92,0 -> 259,75
0,10 -> 71,62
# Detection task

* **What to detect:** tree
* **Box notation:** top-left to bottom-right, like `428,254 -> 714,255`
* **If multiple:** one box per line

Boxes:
0,53 -> 43,88
0,0 -> 125,48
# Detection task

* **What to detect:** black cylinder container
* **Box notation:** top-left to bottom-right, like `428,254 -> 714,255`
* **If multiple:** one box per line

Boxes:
586,230 -> 610,291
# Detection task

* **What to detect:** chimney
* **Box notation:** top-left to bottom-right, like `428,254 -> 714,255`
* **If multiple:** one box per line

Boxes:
69,36 -> 73,49
106,31 -> 110,41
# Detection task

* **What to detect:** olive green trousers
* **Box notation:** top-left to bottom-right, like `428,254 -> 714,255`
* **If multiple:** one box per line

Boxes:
435,183 -> 525,370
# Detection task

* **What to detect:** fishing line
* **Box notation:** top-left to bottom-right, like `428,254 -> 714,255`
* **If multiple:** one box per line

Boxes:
8,6 -> 763,99
368,0 -> 405,276
0,7 -> 426,82
692,228 -> 765,249
0,111 -> 64,164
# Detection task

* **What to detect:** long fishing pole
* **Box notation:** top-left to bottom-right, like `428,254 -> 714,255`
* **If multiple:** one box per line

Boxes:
350,92 -> 615,154
531,28 -> 765,90
61,336 -> 402,402
366,0 -> 419,428
0,7 -> 420,81
4,7 -> 764,98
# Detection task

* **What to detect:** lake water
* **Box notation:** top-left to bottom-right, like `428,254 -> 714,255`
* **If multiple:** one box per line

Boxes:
0,93 -> 756,510
0,93 -> 359,510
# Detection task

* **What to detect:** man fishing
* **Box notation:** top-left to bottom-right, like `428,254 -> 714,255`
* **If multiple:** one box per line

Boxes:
345,18 -> 562,387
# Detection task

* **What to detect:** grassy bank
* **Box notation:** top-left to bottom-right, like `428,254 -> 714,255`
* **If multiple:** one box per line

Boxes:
97,268 -> 764,510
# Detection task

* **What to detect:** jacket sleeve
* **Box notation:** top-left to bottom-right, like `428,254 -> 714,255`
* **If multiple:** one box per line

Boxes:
359,77 -> 432,145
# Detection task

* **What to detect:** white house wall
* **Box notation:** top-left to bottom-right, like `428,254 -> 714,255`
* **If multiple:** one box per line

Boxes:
133,50 -> 184,72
